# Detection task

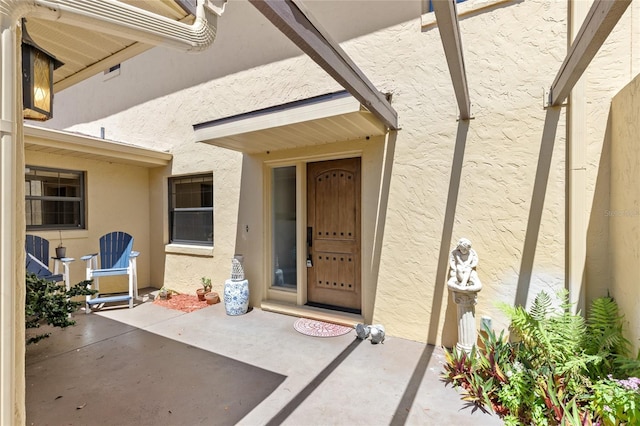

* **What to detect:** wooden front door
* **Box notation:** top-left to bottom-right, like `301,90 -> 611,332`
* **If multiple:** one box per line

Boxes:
306,158 -> 361,312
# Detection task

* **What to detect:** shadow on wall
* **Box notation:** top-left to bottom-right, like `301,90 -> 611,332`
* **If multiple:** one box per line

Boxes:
514,107 -> 561,308
429,119 -> 470,348
389,120 -> 469,426
366,131 -> 397,323
391,107 -> 563,425
585,111 -> 612,304
432,114 -> 568,342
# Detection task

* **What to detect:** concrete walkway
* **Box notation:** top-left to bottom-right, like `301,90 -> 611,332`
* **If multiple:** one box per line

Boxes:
26,300 -> 503,425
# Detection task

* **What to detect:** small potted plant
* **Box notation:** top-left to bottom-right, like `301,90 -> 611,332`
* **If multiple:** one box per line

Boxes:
55,230 -> 66,259
158,286 -> 172,300
204,291 -> 220,305
197,277 -> 212,301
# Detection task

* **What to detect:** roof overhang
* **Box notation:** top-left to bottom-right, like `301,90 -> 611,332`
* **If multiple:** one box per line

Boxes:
24,125 -> 172,168
193,91 -> 388,154
25,0 -> 216,93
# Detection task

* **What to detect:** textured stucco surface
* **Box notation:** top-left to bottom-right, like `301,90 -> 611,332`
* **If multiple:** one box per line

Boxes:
37,0 -> 639,345
610,75 -> 640,356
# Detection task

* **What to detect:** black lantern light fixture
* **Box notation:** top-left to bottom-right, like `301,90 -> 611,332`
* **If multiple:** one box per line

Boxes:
21,19 -> 63,121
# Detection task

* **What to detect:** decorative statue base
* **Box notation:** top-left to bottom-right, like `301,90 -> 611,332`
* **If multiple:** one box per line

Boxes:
448,285 -> 481,353
447,238 -> 483,354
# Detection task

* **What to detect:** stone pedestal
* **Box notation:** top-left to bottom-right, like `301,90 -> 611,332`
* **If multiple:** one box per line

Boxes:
448,285 -> 481,354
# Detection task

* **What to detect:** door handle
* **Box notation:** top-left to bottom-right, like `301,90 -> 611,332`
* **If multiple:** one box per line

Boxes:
306,226 -> 313,267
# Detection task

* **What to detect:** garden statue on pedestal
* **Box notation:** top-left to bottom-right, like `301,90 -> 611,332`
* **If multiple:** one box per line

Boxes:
447,238 -> 483,354
447,237 -> 482,291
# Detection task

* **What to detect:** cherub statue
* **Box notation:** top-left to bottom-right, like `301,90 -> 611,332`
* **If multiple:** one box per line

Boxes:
447,238 -> 482,291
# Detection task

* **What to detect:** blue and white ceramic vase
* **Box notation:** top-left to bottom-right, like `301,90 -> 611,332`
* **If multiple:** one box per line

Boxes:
224,279 -> 249,315
224,257 -> 249,315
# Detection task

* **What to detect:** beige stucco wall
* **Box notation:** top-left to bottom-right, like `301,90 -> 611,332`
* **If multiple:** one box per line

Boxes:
584,1 -> 640,308
39,0 -> 638,345
609,75 -> 640,356
147,144 -> 244,298
24,149 -> 153,292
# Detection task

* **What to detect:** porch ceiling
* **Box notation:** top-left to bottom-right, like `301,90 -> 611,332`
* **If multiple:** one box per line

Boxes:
24,125 -> 172,168
193,91 -> 387,154
28,0 -> 195,93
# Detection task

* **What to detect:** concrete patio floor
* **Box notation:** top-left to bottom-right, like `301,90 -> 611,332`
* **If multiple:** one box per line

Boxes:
26,297 -> 503,425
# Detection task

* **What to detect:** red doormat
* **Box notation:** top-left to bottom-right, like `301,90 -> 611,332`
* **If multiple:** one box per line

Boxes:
153,294 -> 209,313
293,318 -> 353,337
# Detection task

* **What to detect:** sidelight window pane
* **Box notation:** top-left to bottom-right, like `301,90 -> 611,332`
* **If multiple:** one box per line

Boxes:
272,166 -> 297,289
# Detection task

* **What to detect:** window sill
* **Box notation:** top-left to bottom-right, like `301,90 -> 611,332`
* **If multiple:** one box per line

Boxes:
421,0 -> 514,29
164,244 -> 214,257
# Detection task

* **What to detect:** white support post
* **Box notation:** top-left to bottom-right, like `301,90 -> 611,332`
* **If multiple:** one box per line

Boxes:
0,16 -> 21,426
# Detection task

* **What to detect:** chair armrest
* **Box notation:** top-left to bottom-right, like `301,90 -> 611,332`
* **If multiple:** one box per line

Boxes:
58,257 -> 75,263
130,251 -> 140,258
81,253 -> 98,261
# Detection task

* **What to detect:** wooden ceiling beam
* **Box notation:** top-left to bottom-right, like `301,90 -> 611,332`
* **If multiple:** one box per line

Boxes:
432,0 -> 471,120
249,0 -> 398,130
549,0 -> 631,107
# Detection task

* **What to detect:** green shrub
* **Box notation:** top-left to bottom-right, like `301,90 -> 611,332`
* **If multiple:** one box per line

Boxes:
25,272 -> 96,344
442,291 -> 640,425
590,376 -> 640,425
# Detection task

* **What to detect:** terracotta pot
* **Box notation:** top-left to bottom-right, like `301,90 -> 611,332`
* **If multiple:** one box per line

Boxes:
205,291 -> 220,305
196,288 -> 206,301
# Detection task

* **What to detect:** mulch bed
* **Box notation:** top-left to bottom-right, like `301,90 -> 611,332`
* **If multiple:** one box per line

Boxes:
152,293 -> 210,313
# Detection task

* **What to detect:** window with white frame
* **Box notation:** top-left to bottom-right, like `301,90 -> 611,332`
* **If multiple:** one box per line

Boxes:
25,165 -> 85,230
169,174 -> 214,245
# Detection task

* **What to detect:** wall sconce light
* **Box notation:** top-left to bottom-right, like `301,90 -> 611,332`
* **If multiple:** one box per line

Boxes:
21,19 -> 63,121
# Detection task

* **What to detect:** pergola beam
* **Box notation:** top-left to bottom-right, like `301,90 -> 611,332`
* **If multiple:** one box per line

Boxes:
249,0 -> 398,130
549,0 -> 631,106
432,0 -> 471,120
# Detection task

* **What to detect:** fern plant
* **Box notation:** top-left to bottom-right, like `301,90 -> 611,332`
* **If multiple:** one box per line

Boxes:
585,295 -> 640,379
443,290 -> 640,425
501,291 -> 592,376
586,296 -> 628,355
